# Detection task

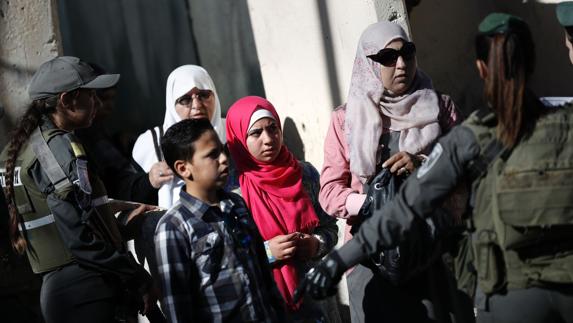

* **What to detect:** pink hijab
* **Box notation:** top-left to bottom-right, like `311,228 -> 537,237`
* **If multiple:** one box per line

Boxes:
346,21 -> 441,182
226,96 -> 319,311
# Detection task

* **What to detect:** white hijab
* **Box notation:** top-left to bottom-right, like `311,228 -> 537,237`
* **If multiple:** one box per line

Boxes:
132,65 -> 225,208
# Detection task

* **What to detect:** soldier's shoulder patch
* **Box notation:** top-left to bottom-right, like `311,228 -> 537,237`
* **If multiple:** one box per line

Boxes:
417,143 -> 443,179
75,159 -> 92,194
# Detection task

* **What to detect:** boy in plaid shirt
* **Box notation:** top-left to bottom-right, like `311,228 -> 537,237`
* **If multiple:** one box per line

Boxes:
154,119 -> 286,323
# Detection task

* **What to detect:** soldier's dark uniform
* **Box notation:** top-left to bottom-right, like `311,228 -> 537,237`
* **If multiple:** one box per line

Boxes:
0,116 -> 152,323
0,191 -> 43,323
0,56 -> 152,323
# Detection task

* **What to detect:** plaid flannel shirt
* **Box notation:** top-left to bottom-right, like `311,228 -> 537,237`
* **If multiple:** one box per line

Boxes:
155,189 -> 282,323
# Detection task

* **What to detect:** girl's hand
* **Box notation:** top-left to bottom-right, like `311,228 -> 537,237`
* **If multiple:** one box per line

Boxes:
268,233 -> 299,261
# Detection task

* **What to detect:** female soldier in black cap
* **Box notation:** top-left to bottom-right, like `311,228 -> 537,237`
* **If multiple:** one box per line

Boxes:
1,56 -> 156,323
297,13 -> 573,323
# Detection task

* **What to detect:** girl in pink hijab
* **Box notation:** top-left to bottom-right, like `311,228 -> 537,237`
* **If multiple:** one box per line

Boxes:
226,96 -> 340,322
318,21 -> 461,323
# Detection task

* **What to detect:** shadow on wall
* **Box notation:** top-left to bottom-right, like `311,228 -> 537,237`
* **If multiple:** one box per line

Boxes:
58,0 -> 265,146
316,0 -> 342,109
58,0 -> 200,142
409,0 -> 573,117
188,0 -> 265,115
283,117 -> 305,162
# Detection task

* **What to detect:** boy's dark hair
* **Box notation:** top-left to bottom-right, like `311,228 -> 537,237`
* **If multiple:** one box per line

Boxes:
161,118 -> 215,176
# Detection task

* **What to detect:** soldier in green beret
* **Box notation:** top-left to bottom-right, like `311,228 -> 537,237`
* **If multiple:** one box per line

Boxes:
557,1 -> 573,64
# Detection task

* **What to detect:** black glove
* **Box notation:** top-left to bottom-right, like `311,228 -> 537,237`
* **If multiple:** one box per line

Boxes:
293,251 -> 346,302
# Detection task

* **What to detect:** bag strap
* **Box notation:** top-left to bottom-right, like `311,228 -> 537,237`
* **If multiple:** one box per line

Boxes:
29,127 -> 73,192
149,127 -> 164,161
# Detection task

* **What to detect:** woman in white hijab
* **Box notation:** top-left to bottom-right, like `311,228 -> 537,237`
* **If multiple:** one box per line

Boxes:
132,65 -> 225,208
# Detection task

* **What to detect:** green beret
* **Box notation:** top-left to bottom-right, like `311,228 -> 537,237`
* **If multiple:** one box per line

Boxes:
478,13 -> 525,35
556,2 -> 573,27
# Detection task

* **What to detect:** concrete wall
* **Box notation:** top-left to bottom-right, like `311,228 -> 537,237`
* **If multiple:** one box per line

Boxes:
0,0 -> 61,149
409,0 -> 573,117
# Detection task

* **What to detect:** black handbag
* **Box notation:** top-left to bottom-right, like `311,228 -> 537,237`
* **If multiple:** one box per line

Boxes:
351,168 -> 449,285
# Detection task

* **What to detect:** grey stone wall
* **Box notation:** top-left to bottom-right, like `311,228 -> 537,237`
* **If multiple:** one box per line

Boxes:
0,0 -> 61,149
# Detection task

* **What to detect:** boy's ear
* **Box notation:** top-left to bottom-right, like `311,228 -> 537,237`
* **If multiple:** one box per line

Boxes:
173,160 -> 193,180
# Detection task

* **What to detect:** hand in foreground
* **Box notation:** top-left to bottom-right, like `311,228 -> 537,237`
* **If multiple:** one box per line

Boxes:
268,232 -> 299,261
382,151 -> 423,176
296,233 -> 320,260
126,204 -> 156,223
148,161 -> 174,188
293,252 -> 346,302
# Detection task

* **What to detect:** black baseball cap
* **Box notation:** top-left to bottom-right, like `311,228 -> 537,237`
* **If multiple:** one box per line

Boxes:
28,56 -> 120,100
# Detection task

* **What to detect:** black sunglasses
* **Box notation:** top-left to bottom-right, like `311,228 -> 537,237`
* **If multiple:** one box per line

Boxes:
176,90 -> 213,106
367,42 -> 416,67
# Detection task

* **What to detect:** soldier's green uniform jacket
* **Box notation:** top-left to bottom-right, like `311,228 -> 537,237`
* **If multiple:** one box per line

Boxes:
338,103 -> 573,296
0,116 -> 150,291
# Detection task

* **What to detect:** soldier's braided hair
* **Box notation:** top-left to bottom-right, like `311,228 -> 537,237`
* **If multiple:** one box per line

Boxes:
3,98 -> 56,254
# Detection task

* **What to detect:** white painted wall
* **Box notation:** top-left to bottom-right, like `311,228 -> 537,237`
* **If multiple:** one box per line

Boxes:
246,0 -> 408,171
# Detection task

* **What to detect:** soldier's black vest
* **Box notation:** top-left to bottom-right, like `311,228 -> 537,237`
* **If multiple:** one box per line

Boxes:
463,105 -> 573,294
0,125 -> 123,273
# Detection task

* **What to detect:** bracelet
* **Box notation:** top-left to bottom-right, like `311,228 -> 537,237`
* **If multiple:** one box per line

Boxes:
264,240 -> 276,264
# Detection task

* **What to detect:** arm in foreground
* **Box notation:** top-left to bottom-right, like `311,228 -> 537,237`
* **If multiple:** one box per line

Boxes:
295,126 -> 481,300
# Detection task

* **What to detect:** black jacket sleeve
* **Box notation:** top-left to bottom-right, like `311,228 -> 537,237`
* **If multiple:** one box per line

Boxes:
76,128 -> 158,205
336,126 -> 482,267
103,167 -> 158,205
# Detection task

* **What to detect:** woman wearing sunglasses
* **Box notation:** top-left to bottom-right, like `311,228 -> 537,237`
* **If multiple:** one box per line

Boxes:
132,65 -> 226,209
318,21 -> 461,322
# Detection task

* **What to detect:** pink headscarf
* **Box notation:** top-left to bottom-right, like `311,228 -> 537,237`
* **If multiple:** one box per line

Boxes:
226,96 -> 319,311
345,21 -> 441,182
